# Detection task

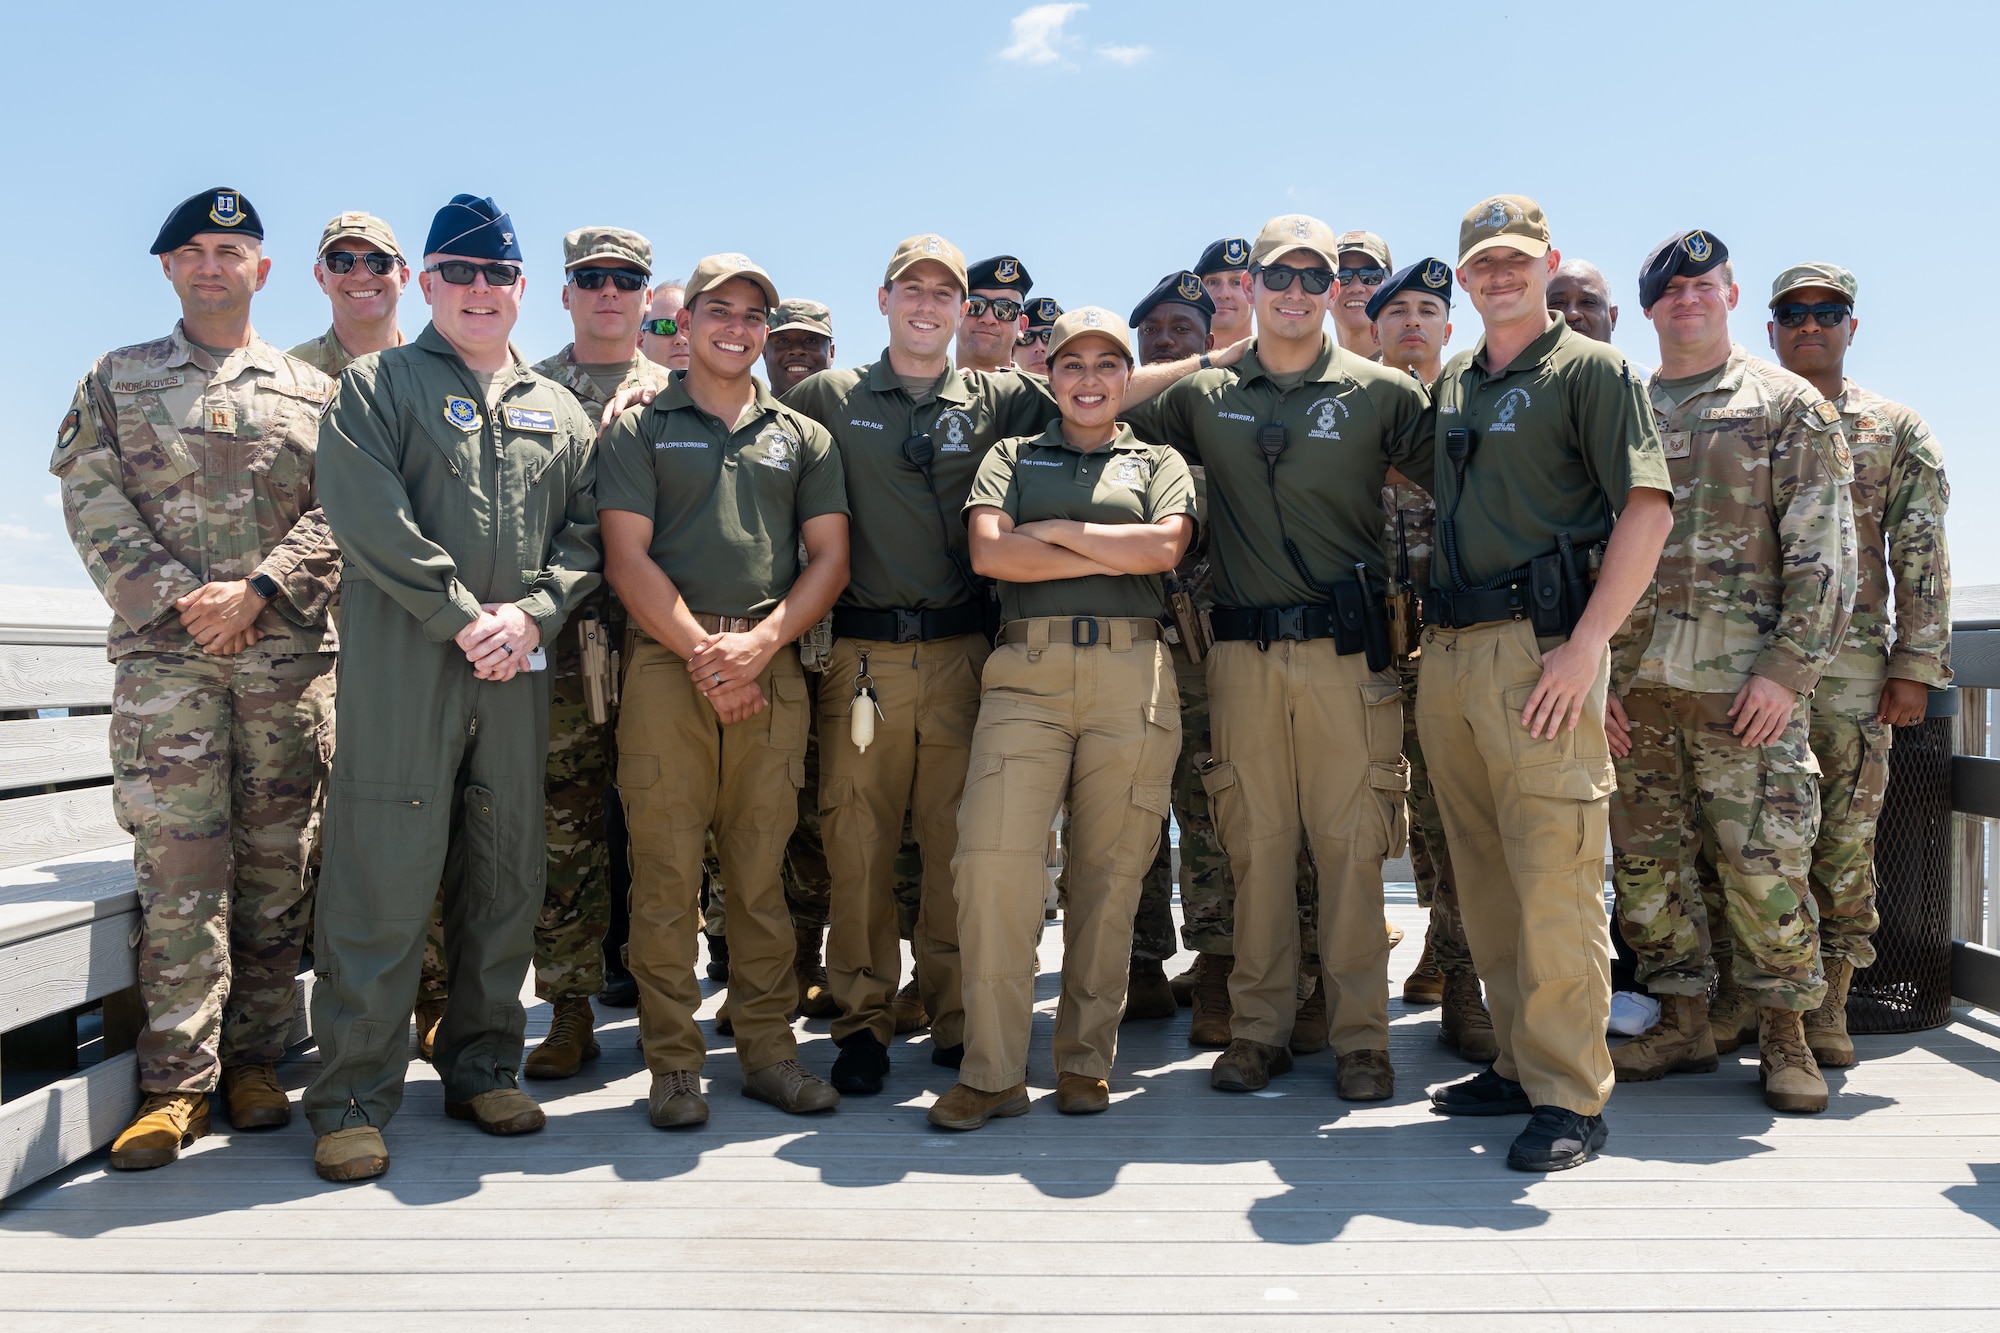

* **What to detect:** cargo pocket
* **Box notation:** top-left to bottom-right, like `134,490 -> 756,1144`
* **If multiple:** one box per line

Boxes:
1509,764 -> 1610,870
1853,721 -> 1892,813
618,753 -> 660,790
955,750 -> 1009,853
1352,759 -> 1413,863
1360,677 -> 1404,763
1752,767 -> 1820,855
1502,682 -> 1616,798
1199,757 -> 1256,853
461,784 -> 500,910
769,670 -> 809,756
107,711 -> 145,835
818,774 -> 854,819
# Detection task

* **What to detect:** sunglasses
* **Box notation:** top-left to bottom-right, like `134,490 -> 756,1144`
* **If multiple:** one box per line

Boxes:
1773,301 -> 1852,329
966,296 -> 1022,321
1252,265 -> 1335,295
1016,328 -> 1053,346
425,260 -> 521,286
571,268 -> 649,292
1336,266 -> 1389,287
642,317 -> 680,337
324,250 -> 399,276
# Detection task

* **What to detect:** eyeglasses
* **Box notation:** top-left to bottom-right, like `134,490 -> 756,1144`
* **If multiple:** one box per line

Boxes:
324,250 -> 398,276
965,296 -> 1022,321
1773,301 -> 1852,329
1252,265 -> 1334,295
571,268 -> 649,292
1336,266 -> 1389,287
1016,328 -> 1053,346
642,317 -> 680,337
425,260 -> 521,286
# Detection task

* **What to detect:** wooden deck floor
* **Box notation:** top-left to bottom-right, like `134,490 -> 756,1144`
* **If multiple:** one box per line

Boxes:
6,883 -> 2000,1329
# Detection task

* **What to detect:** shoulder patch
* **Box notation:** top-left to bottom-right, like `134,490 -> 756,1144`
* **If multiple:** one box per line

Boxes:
504,405 -> 558,433
56,409 -> 80,450
1909,430 -> 1944,473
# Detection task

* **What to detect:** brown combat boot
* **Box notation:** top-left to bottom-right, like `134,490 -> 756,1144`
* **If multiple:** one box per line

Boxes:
1187,952 -> 1235,1048
743,1058 -> 841,1114
1334,1049 -> 1395,1101
795,926 -> 840,1019
1803,957 -> 1857,1068
414,996 -> 448,1063
110,1092 -> 210,1171
525,996 -> 601,1079
927,1081 -> 1030,1130
714,998 -> 733,1037
1611,992 -> 1718,1082
315,1126 -> 388,1182
1170,961 -> 1199,1008
1402,929 -> 1444,1005
445,1087 -> 547,1134
1707,956 -> 1760,1054
1438,970 -> 1500,1063
222,1063 -> 291,1130
1210,1038 -> 1293,1092
892,976 -> 930,1034
1123,957 -> 1177,1022
1759,1007 -> 1829,1113
1055,1071 -> 1111,1115
1289,964 -> 1329,1055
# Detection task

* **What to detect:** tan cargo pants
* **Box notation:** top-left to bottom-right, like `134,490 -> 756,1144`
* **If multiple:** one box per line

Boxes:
1416,619 -> 1616,1116
618,636 -> 811,1075
1202,640 -> 1407,1053
817,632 -> 989,1047
954,620 -> 1181,1091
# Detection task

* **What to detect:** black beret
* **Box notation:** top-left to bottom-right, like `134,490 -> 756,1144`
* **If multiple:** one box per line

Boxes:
1638,229 -> 1729,311
1129,270 -> 1215,328
966,255 -> 1032,294
1025,297 -> 1063,329
150,187 -> 263,254
1365,258 -> 1454,321
424,194 -> 523,262
1194,236 -> 1250,275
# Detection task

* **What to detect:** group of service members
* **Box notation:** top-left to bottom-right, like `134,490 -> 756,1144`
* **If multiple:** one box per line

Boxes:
53,183 -> 1946,1187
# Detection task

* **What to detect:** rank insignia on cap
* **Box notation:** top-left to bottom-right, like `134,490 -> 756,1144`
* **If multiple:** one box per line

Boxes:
1083,310 -> 1102,327
1422,260 -> 1451,288
1224,239 -> 1247,265
997,259 -> 1019,281
209,191 -> 244,227
504,405 -> 557,433
1176,273 -> 1205,302
56,409 -> 79,449
1682,231 -> 1714,263
445,395 -> 481,432
1812,401 -> 1841,427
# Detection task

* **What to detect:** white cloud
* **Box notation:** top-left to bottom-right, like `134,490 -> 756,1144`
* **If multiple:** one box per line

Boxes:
1097,43 -> 1151,65
0,523 -> 50,544
41,491 -> 61,509
1001,4 -> 1085,65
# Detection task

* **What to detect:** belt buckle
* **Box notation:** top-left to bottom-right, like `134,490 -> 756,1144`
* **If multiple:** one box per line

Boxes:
1274,607 -> 1305,641
893,608 -> 923,643
1070,617 -> 1100,648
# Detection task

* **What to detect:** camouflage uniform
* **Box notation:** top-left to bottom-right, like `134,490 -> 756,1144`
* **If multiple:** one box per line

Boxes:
1801,381 -> 1951,967
1610,347 -> 1856,1010
1382,477 -> 1472,976
52,324 -> 340,1092
287,327 -> 367,379
416,346 -> 670,1003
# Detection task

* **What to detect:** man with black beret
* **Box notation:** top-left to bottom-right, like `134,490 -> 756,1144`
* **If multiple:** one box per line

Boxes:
52,187 -> 341,1171
956,254 -> 1032,373
1606,230 -> 1856,1117
305,194 -> 603,1182
1014,296 -> 1062,376
1194,236 -> 1253,349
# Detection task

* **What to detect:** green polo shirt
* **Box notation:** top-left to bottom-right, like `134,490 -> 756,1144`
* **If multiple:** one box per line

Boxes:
1123,335 -> 1431,609
781,352 -> 1058,611
597,372 -> 847,618
964,424 -> 1198,622
1427,314 -> 1669,591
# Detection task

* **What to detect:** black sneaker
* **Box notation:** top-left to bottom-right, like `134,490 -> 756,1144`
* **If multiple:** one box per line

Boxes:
705,932 -> 730,984
930,1042 -> 965,1070
1507,1106 -> 1608,1172
831,1032 -> 890,1095
598,959 -> 639,1008
1428,1067 -> 1532,1116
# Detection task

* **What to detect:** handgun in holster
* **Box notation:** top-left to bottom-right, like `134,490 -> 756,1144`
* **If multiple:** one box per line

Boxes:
1526,533 -> 1593,638
1164,571 -> 1212,664
1328,566 -> 1393,673
1387,508 -> 1420,663
579,611 -> 614,725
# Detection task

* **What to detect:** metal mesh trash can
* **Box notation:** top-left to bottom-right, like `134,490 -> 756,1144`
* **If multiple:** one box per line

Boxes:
1851,688 -> 1957,1033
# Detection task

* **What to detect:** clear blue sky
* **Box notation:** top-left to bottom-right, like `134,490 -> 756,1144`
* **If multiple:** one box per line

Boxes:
4,0 -> 1992,592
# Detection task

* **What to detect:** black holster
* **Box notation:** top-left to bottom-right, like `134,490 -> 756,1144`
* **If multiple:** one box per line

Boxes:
1330,574 -> 1393,673
1526,535 -> 1591,638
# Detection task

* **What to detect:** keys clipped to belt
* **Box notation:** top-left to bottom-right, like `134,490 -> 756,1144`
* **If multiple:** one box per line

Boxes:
851,650 -> 885,753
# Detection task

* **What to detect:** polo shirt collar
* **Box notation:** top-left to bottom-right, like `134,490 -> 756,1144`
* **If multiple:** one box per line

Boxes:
1236,334 -> 1339,388
653,370 -> 784,428
1032,421 -> 1143,456
864,350 -> 971,406
1469,311 -> 1566,380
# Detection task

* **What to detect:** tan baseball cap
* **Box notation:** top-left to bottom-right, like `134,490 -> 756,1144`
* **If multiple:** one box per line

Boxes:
317,211 -> 402,259
684,252 -> 779,309
1250,214 -> 1339,268
1337,229 -> 1392,270
1458,195 -> 1550,265
1045,306 -> 1133,364
884,233 -> 968,292
770,298 -> 833,338
563,226 -> 651,273
1769,261 -> 1857,308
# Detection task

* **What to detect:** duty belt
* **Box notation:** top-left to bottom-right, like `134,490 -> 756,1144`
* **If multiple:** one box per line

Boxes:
832,602 -> 984,644
1423,583 -> 1532,630
1209,605 -> 1340,644
996,616 -> 1165,648
634,612 -> 764,642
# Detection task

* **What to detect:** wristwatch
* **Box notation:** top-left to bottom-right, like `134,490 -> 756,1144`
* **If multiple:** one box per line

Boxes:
1198,353 -> 1212,370
248,573 -> 280,601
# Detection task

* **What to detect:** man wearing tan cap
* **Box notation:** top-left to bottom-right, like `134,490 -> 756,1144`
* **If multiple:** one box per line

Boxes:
289,211 -> 407,376
1331,230 -> 1392,360
1416,195 -> 1672,1171
1763,261 -> 1951,1073
598,252 -> 851,1126
764,299 -> 835,393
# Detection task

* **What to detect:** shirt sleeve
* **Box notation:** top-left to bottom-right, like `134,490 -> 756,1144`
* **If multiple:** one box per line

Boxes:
1577,354 -> 1671,506
988,371 -> 1061,438
963,438 -> 1023,520
1120,375 -> 1199,462
516,405 -> 603,645
778,372 -> 835,428
1753,396 -> 1856,693
1145,446 -> 1200,533
1883,412 -> 1952,685
594,407 -> 664,518
794,417 -> 849,522
1379,373 -> 1435,488
49,371 -> 204,632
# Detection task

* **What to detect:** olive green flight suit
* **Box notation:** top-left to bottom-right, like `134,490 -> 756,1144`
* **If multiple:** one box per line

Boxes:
304,324 -> 601,1136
